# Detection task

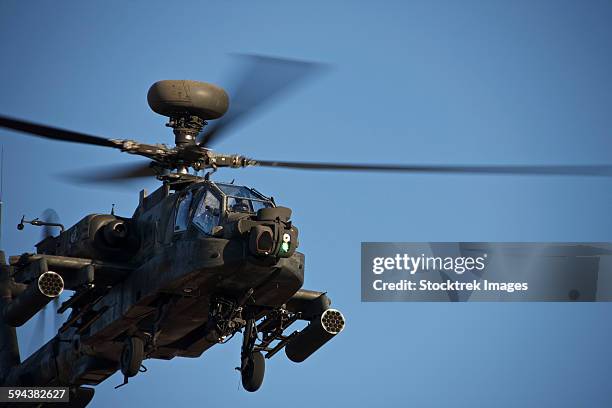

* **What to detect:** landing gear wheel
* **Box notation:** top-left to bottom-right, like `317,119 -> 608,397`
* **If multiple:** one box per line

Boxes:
241,351 -> 265,392
120,336 -> 144,378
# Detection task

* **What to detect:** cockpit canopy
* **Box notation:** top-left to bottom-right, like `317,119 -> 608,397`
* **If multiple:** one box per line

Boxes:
174,181 -> 274,236
215,183 -> 273,214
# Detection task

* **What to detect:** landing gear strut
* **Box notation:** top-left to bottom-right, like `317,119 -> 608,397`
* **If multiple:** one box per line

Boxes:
240,319 -> 265,392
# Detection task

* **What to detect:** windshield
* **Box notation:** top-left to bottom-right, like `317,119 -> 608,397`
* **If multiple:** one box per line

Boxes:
215,183 -> 273,213
193,190 -> 221,235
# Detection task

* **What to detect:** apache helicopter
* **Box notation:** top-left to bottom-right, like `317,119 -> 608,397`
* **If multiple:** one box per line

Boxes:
1,55 -> 612,407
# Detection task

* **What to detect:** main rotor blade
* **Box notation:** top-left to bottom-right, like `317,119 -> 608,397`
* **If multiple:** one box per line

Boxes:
253,160 -> 612,176
198,54 -> 325,147
0,114 -> 119,148
62,161 -> 157,184
53,297 -> 62,333
40,208 -> 61,239
27,308 -> 46,355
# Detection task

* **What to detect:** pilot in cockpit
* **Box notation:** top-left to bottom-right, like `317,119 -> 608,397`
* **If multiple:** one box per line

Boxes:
229,197 -> 251,213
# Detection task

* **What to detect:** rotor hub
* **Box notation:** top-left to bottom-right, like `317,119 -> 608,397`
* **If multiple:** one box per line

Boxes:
166,115 -> 206,146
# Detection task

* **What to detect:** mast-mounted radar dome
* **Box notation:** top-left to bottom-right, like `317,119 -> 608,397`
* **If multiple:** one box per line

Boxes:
147,80 -> 229,121
147,80 -> 229,146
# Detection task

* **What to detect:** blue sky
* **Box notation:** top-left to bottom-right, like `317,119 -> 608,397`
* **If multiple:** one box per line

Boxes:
2,1 -> 612,407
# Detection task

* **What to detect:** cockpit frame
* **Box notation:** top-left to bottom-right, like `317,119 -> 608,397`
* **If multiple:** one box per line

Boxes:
172,181 -> 275,237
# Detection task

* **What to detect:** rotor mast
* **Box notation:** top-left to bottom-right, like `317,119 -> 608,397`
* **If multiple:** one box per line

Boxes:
167,115 -> 205,148
166,115 -> 206,174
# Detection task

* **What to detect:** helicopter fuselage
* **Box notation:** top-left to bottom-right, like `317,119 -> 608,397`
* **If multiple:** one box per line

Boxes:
0,178 -> 341,399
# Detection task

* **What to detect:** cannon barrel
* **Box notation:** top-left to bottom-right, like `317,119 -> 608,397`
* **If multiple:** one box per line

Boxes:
285,308 -> 345,363
2,271 -> 64,327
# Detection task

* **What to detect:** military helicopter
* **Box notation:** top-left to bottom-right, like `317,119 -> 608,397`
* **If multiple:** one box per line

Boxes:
1,55 -> 612,407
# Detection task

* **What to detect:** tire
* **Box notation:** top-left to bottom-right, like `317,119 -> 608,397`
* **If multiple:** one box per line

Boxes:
120,336 -> 144,377
241,351 -> 265,392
